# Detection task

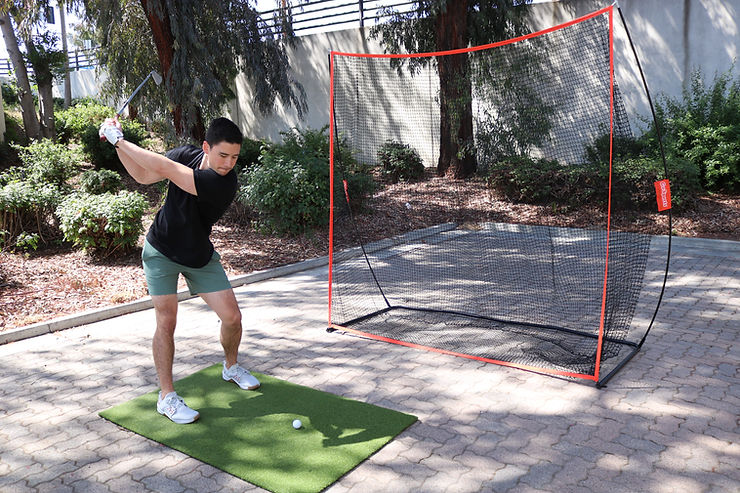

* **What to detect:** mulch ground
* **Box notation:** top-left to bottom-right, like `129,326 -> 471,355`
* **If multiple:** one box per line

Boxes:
1,174 -> 738,331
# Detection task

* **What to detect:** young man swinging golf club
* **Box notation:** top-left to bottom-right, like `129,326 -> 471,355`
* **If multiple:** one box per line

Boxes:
99,116 -> 260,424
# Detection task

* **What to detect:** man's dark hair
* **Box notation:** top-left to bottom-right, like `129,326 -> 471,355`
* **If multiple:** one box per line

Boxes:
205,117 -> 243,146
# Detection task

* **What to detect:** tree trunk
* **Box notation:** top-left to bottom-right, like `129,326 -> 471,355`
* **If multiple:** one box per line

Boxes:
0,13 -> 40,141
434,0 -> 476,178
140,0 -> 205,141
24,36 -> 56,140
37,79 -> 55,139
59,4 -> 72,109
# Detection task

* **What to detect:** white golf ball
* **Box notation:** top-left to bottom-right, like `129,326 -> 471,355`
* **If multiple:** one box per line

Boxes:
292,419 -> 302,429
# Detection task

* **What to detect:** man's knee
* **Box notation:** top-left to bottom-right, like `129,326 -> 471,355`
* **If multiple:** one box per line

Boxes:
220,307 -> 242,329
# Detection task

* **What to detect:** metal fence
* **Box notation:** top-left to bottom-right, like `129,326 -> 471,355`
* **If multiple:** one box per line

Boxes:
259,0 -> 416,36
0,48 -> 96,78
0,1 -> 415,78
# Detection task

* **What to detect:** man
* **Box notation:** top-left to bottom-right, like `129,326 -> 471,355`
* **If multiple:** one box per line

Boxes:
99,117 -> 260,424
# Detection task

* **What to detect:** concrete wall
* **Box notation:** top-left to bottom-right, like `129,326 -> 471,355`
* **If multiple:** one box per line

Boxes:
228,0 -> 740,149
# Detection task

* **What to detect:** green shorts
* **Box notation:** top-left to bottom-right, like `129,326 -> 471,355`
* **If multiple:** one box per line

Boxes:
142,239 -> 231,296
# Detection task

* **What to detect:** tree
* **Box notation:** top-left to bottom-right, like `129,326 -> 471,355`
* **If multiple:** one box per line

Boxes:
1,0 -> 67,140
25,32 -> 67,138
81,0 -> 307,141
0,11 -> 41,140
371,0 -> 534,178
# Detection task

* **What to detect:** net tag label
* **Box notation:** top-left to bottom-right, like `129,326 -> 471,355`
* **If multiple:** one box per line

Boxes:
654,179 -> 672,211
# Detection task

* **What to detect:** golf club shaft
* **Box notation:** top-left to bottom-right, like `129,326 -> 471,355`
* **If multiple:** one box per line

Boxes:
116,72 -> 153,116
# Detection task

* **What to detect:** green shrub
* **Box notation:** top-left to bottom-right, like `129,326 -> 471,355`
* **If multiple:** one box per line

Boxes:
55,100 -> 114,142
486,156 -> 571,204
78,168 -> 122,194
236,137 -> 268,174
8,139 -> 80,188
2,112 -> 27,145
238,126 -> 373,234
14,231 -> 40,252
55,99 -> 148,170
611,157 -> 701,212
487,155 -> 701,212
650,66 -> 740,192
377,141 -> 425,183
1,80 -> 19,108
81,118 -> 148,170
56,191 -> 148,254
0,180 -> 60,240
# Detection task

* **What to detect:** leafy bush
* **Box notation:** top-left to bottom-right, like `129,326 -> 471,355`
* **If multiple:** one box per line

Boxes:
14,231 -> 40,252
8,139 -> 80,188
238,126 -> 373,234
236,137 -> 268,174
78,169 -> 122,194
56,191 -> 148,255
55,100 -> 114,142
55,99 -> 148,170
0,180 -> 60,240
81,118 -> 148,170
377,141 -> 425,183
487,155 -> 701,212
2,80 -> 19,108
650,67 -> 740,192
2,112 -> 27,145
487,156 -> 571,204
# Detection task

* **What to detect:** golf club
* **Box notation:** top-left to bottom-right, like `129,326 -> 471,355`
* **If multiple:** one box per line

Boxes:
100,70 -> 163,141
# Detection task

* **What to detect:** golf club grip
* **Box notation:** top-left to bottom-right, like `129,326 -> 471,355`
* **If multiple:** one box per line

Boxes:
100,113 -> 122,141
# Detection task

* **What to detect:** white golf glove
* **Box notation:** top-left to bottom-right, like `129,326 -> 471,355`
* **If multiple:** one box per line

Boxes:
99,118 -> 124,146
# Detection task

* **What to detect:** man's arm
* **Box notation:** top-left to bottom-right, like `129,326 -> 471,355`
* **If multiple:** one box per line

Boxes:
116,139 -> 198,196
116,146 -> 166,185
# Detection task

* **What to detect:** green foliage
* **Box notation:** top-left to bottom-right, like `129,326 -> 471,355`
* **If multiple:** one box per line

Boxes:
55,99 -> 149,168
377,141 -> 425,183
487,156 -> 569,204
236,137 -> 268,174
0,180 -> 60,240
55,100 -> 115,142
486,155 -> 701,213
7,139 -> 80,188
238,126 -> 373,234
56,191 -> 148,254
2,80 -> 19,108
81,118 -> 148,171
584,134 -> 647,166
612,157 -> 701,212
650,66 -> 740,192
84,0 -> 307,138
2,112 -> 28,145
14,231 -> 40,252
78,169 -> 123,194
24,32 -> 67,86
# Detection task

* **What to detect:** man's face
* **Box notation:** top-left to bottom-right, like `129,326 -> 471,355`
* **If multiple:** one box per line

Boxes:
203,141 -> 241,176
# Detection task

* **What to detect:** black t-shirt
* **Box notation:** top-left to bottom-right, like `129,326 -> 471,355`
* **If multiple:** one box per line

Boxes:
146,145 -> 238,268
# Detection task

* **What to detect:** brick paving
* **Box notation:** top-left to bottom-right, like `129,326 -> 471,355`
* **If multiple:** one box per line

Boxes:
0,237 -> 738,492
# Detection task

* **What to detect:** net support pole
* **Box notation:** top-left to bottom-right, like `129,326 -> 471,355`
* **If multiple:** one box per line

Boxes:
327,52 -> 336,332
616,5 -> 672,350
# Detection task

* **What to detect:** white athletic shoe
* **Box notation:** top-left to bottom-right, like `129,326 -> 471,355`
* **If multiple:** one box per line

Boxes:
222,361 -> 261,390
157,391 -> 200,424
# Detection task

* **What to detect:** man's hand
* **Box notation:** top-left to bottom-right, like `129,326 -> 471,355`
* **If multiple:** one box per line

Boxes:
99,118 -> 124,146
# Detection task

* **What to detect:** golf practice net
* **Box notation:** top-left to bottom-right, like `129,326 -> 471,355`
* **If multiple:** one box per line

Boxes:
328,5 -> 671,387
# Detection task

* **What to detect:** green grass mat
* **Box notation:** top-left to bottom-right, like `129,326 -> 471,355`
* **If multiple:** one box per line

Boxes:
99,365 -> 417,493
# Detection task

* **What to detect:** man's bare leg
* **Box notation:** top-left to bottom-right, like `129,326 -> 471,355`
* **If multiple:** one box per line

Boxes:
151,294 -> 179,396
199,288 -> 242,366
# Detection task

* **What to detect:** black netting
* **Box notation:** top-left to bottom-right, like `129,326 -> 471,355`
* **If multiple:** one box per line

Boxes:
329,8 -> 668,381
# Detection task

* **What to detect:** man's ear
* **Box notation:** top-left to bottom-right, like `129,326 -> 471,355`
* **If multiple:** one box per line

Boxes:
202,141 -> 211,154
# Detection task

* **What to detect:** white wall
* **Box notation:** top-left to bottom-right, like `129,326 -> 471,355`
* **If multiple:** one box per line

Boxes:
228,0 -> 740,151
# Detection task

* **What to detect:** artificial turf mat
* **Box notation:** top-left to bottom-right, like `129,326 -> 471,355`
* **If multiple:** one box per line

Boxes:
99,364 -> 417,493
